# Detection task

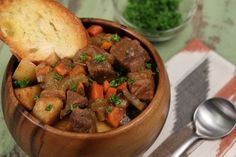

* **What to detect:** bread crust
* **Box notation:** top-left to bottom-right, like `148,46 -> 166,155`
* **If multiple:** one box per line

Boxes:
0,0 -> 89,63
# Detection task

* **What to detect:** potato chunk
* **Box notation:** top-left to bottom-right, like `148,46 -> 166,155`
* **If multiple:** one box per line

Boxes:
54,117 -> 72,131
32,97 -> 63,125
14,85 -> 41,110
13,59 -> 36,81
96,121 -> 112,133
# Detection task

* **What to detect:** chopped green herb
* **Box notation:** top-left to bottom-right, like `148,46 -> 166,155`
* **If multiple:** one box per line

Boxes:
106,106 -> 113,114
33,95 -> 39,101
109,76 -> 127,87
123,0 -> 182,31
69,83 -> 78,92
80,52 -> 87,63
112,34 -> 121,42
70,104 -> 78,111
51,63 -> 56,68
146,63 -> 152,69
109,95 -> 121,106
14,79 -> 30,88
45,104 -> 53,111
128,77 -> 136,85
93,54 -> 106,63
54,73 -> 63,81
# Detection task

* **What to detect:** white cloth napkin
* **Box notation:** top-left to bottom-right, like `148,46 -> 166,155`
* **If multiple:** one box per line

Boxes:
144,39 -> 236,157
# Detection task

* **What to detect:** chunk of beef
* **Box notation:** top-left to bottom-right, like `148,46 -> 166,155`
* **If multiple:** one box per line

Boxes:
128,70 -> 155,101
110,38 -> 150,72
87,60 -> 116,83
60,58 -> 73,68
43,72 -> 61,90
60,90 -> 88,119
40,89 -> 66,100
73,45 -> 115,64
70,108 -> 96,133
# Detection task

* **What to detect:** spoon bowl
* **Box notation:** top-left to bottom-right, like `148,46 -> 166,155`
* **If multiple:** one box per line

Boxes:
194,97 -> 236,139
171,97 -> 236,157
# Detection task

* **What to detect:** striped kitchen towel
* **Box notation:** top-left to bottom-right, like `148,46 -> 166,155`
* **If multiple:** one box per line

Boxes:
144,39 -> 236,157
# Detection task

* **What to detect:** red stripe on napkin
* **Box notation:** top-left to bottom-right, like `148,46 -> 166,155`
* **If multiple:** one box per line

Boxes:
216,75 -> 236,101
216,130 -> 236,157
182,39 -> 211,53
215,75 -> 236,157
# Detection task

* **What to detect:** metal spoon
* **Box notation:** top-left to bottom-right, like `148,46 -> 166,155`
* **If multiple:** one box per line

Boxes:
171,97 -> 236,157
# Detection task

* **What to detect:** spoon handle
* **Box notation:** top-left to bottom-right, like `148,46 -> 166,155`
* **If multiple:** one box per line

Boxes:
148,123 -> 195,157
171,133 -> 199,157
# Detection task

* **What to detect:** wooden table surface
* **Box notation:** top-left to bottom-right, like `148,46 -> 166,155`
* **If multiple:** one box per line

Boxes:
0,0 -> 236,156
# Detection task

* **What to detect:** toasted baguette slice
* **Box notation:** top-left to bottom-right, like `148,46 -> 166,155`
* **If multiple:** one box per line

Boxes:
0,0 -> 89,63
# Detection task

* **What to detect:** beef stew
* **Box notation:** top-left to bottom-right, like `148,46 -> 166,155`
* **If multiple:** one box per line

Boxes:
12,25 -> 157,133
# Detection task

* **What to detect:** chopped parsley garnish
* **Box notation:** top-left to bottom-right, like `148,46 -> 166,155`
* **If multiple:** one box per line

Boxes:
109,76 -> 127,87
54,73 -> 63,81
80,52 -> 87,63
145,63 -> 152,69
128,77 -> 136,85
14,79 -> 30,88
93,54 -> 106,63
112,34 -> 121,42
123,0 -> 182,31
70,104 -> 78,111
69,83 -> 78,92
109,95 -> 121,106
45,104 -> 53,111
33,95 -> 39,101
106,106 -> 113,114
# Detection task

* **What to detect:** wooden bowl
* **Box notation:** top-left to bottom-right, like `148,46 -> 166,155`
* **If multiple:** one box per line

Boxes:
1,18 -> 170,157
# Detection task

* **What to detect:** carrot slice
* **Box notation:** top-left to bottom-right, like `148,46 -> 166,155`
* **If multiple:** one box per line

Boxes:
77,82 -> 85,96
54,63 -> 70,76
106,107 -> 124,128
101,41 -> 112,50
69,65 -> 86,76
103,80 -> 110,92
105,87 -> 117,99
87,25 -> 103,36
90,82 -> 104,101
117,82 -> 127,91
